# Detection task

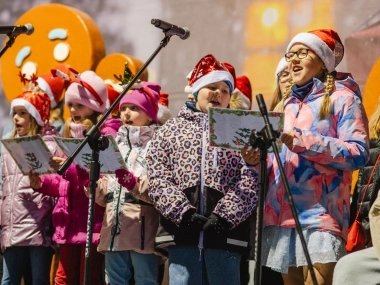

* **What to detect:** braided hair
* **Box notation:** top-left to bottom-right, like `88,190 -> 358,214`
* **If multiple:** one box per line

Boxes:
273,72 -> 335,120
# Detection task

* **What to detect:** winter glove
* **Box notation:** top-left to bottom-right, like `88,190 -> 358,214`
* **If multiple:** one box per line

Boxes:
76,165 -> 90,186
179,210 -> 208,232
203,214 -> 231,234
115,169 -> 138,191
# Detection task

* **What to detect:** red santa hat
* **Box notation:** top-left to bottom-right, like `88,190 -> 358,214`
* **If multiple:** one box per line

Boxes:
158,92 -> 171,125
104,79 -> 123,116
10,91 -> 51,126
184,70 -> 193,93
222,62 -> 237,89
188,54 -> 235,95
286,29 -> 344,72
36,64 -> 70,108
234,75 -> 252,110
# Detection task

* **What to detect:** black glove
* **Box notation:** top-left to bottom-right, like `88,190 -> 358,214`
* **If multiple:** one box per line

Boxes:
179,210 -> 208,232
203,214 -> 231,234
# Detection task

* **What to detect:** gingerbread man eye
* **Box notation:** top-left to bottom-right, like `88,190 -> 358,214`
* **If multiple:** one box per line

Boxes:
48,28 -> 70,62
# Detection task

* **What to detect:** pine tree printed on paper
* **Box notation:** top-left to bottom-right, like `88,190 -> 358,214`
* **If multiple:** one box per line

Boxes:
232,128 -> 252,146
25,152 -> 42,169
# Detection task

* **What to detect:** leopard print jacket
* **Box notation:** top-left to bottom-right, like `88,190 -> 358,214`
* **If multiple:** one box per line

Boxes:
147,104 -> 259,228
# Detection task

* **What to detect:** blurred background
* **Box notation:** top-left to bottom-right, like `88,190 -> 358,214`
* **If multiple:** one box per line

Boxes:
0,0 -> 380,135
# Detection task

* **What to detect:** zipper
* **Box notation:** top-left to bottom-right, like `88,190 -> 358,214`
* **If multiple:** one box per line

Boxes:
109,184 -> 123,251
197,119 -> 207,261
110,128 -> 133,250
141,215 -> 145,250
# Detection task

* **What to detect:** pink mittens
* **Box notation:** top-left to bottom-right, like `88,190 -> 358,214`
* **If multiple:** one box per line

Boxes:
115,169 -> 138,191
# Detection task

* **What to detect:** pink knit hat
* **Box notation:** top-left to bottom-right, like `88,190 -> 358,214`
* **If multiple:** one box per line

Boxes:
64,70 -> 108,113
119,81 -> 160,123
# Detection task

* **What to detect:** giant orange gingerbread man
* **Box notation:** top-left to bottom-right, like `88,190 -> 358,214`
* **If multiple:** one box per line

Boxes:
0,3 -> 105,115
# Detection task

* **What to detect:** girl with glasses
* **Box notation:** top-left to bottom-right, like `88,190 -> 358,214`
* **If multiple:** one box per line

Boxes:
242,29 -> 369,285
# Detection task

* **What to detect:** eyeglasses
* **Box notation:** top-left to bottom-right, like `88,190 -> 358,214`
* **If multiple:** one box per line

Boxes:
284,48 -> 315,62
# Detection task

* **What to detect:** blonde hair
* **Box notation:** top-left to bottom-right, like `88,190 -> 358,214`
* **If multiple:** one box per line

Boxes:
273,79 -> 293,112
50,108 -> 63,125
11,114 -> 42,138
63,112 -> 102,138
269,85 -> 282,111
272,73 -> 335,120
368,99 -> 380,140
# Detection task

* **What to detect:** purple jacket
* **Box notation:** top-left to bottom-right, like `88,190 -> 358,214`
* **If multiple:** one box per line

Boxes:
37,118 -> 121,244
1,134 -> 62,251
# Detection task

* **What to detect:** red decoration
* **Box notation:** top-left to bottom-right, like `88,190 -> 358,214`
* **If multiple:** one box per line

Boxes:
18,71 -> 27,85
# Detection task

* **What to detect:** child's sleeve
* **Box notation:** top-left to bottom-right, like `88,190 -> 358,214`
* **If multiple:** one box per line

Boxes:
292,94 -> 369,170
38,174 -> 68,197
87,175 -> 109,207
213,153 -> 259,228
147,129 -> 195,226
130,175 -> 153,204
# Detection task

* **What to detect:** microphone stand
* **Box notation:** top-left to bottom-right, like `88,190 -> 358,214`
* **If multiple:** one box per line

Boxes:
57,33 -> 173,285
251,94 -> 318,285
0,35 -> 17,58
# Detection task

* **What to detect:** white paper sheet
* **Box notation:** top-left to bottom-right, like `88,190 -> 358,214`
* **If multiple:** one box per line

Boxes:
1,135 -> 55,175
208,108 -> 284,151
53,135 -> 127,174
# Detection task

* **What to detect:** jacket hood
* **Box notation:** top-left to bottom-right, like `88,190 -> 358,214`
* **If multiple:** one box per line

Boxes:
334,72 -> 362,100
117,124 -> 158,146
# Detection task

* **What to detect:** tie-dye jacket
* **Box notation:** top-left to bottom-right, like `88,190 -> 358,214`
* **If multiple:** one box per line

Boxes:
264,73 -> 369,240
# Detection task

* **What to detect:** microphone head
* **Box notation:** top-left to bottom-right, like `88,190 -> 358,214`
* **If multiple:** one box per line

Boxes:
180,27 -> 190,40
24,23 -> 34,35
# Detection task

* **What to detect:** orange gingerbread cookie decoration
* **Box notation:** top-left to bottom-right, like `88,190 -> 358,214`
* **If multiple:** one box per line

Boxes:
1,3 -> 105,106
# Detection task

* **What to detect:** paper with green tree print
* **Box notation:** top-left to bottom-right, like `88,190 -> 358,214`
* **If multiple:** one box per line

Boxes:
53,135 -> 127,174
0,135 -> 55,175
208,107 -> 284,151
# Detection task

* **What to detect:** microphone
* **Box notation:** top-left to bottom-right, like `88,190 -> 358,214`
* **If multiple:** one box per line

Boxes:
0,24 -> 34,36
151,19 -> 190,40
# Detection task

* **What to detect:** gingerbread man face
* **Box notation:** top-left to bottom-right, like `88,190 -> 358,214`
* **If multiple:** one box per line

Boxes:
1,3 -> 105,104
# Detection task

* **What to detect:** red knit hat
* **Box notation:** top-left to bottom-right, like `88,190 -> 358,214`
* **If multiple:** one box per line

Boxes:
188,54 -> 235,94
234,75 -> 252,110
36,64 -> 70,108
10,91 -> 51,126
286,29 -> 344,72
